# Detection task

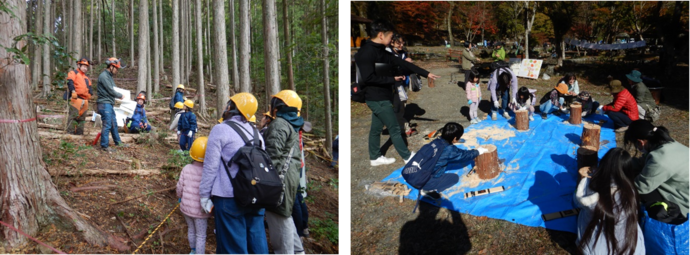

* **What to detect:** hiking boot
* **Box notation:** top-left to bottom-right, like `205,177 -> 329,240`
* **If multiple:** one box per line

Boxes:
502,112 -> 511,119
615,126 -> 629,133
101,147 -> 116,153
491,112 -> 497,120
541,113 -> 548,120
529,115 -> 535,121
370,156 -> 395,166
404,152 -> 416,164
420,189 -> 441,200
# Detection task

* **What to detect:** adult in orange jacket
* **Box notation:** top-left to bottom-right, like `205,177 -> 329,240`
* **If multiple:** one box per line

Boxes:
600,80 -> 639,132
65,57 -> 93,135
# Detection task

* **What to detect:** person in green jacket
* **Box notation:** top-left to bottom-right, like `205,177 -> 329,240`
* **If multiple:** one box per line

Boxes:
626,70 -> 657,119
625,120 -> 689,224
492,42 -> 506,62
263,90 -> 305,254
97,58 -> 128,152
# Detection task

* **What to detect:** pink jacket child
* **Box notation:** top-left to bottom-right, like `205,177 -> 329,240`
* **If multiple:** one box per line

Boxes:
177,161 -> 211,219
465,81 -> 482,102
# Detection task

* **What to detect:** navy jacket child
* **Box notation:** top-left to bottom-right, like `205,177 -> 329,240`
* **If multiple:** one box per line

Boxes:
422,122 -> 487,199
177,100 -> 197,151
129,104 -> 151,133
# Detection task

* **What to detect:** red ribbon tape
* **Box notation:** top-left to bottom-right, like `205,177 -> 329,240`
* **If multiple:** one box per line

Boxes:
0,220 -> 67,254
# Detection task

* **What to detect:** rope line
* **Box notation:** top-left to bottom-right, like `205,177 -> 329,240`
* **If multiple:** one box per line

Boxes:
0,219 -> 67,254
132,203 -> 179,254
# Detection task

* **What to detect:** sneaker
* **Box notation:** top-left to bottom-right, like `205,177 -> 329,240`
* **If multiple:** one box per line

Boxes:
477,118 -> 482,123
420,189 -> 441,200
491,112 -> 497,120
470,119 -> 478,124
615,126 -> 629,133
541,113 -> 548,120
101,147 -> 116,153
190,248 -> 196,254
370,156 -> 395,166
502,112 -> 511,119
529,115 -> 535,121
404,152 -> 416,164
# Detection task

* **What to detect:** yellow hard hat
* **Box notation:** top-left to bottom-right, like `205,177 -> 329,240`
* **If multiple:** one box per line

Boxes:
249,115 -> 256,123
189,136 -> 208,162
184,100 -> 194,109
263,111 -> 274,119
272,90 -> 302,112
174,102 -> 184,109
229,92 -> 258,121
218,118 -> 223,123
177,84 -> 185,90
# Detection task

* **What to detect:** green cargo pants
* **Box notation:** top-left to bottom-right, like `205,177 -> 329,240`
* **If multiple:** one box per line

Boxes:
366,100 -> 411,160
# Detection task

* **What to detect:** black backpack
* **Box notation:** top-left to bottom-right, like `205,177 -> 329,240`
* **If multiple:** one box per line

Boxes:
540,89 -> 556,104
490,61 -> 510,73
351,63 -> 366,103
221,121 -> 285,209
402,138 -> 449,212
409,73 -> 422,92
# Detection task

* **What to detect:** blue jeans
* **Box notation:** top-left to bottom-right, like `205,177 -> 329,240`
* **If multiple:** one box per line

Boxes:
606,111 -> 632,129
98,103 -> 121,148
422,173 -> 460,193
179,131 -> 195,151
539,97 -> 565,114
212,197 -> 268,254
491,89 -> 510,115
291,189 -> 309,237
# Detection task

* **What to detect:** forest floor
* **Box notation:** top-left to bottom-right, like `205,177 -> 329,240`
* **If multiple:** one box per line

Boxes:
15,67 -> 339,254
350,46 -> 688,254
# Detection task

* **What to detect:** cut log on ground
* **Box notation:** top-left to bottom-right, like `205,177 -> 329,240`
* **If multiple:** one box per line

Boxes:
50,169 -> 162,177
581,123 -> 601,150
38,131 -> 135,143
38,123 -> 63,130
515,110 -> 529,131
475,144 -> 500,179
70,185 -> 118,192
577,146 -> 599,170
569,103 -> 582,125
110,186 -> 176,205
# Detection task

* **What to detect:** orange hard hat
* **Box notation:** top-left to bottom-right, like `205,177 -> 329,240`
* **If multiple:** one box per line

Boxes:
136,91 -> 147,104
105,58 -> 121,68
77,57 -> 92,66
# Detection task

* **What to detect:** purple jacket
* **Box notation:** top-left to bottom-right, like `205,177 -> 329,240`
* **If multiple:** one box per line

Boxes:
487,67 -> 518,102
177,161 -> 211,218
199,115 -> 265,198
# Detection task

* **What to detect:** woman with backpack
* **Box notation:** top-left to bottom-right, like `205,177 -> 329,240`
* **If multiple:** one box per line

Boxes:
198,93 -> 267,254
575,148 -> 645,255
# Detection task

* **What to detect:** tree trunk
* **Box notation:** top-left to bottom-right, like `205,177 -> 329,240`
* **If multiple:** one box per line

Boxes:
33,0 -> 44,91
320,0 -> 332,157
195,0 -> 205,113
515,109 -> 529,130
68,0 -> 73,54
147,28 -> 152,95
207,0 -> 213,84
263,0 -> 281,97
159,0 -> 164,77
137,0 -> 149,93
111,0 -> 115,57
474,145 -> 500,179
89,0 -> 93,61
0,1 -> 128,251
577,146 -> 598,170
153,0 -> 159,93
282,0 -> 294,90
97,0 -> 101,62
172,0 -> 180,88
187,1 -> 192,86
180,0 -> 186,85
569,102 -> 582,125
581,123 -> 601,151
239,0 -> 251,92
446,2 -> 453,47
43,0 -> 52,96
229,0 -> 238,90
73,0 -> 83,59
213,0 -> 230,118
129,0 -> 134,66
62,0 -> 67,48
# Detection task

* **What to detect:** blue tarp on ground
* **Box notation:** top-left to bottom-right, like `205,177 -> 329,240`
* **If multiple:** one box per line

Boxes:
382,113 -> 617,233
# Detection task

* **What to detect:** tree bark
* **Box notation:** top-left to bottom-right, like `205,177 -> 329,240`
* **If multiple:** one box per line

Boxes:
195,0 -> 205,113
239,0 -> 251,92
68,0 -> 73,54
263,0 -> 281,97
137,0 -> 149,93
581,123 -> 600,151
43,0 -> 52,97
569,102 -> 582,125
321,0 -> 332,157
89,0 -> 93,61
172,0 -> 180,88
0,2 -> 127,251
186,1 -> 192,86
475,145 -> 500,179
577,146 -> 598,170
229,0 -> 238,89
111,0 -> 115,57
97,0 -> 101,61
62,0 -> 67,49
74,0 -> 83,59
147,27 -> 152,94
32,0 -> 44,91
515,109 -> 529,130
129,0 -> 134,66
282,0 -> 294,90
159,0 -> 164,77
153,0 -> 159,93
207,0 -> 213,84
180,0 -> 186,85
213,0 -> 230,119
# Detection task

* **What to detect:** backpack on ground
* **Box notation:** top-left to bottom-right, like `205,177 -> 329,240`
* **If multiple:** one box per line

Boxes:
221,121 -> 285,209
402,137 -> 450,212
351,63 -> 366,103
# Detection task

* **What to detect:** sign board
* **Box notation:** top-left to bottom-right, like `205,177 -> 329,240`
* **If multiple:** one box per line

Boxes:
517,59 -> 543,79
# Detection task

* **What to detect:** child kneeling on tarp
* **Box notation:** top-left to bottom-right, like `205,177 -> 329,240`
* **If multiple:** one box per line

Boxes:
420,122 -> 488,199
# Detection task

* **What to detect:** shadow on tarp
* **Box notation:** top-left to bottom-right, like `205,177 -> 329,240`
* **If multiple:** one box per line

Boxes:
529,171 -> 579,254
399,202 -> 471,255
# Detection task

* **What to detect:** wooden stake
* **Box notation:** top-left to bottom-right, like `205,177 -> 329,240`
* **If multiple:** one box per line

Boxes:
428,78 -> 435,88
515,109 -> 529,130
569,102 -> 582,125
581,123 -> 601,150
474,144 -> 500,179
577,146 -> 598,170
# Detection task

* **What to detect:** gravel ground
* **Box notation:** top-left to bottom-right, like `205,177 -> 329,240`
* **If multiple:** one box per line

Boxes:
350,49 -> 688,254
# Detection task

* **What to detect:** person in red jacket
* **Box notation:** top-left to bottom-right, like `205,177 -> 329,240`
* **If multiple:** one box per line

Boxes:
65,57 -> 93,135
599,80 -> 639,132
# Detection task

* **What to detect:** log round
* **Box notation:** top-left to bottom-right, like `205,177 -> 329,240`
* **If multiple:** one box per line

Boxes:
581,123 -> 601,150
569,102 -> 582,125
475,144 -> 500,180
577,146 -> 599,170
515,110 -> 529,131
428,78 -> 435,88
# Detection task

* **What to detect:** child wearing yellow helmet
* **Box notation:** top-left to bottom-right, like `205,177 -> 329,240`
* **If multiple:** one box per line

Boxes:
177,100 -> 198,151
170,84 -> 186,120
169,102 -> 186,134
176,137 -> 210,254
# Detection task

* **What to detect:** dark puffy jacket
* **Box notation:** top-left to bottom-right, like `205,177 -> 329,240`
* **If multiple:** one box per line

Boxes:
170,90 -> 185,109
129,104 -> 148,130
177,111 -> 197,132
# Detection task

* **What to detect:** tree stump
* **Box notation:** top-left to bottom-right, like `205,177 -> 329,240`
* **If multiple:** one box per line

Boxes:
581,123 -> 601,150
577,146 -> 598,170
428,78 -> 435,88
569,102 -> 582,125
515,110 -> 529,130
475,145 -> 500,179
